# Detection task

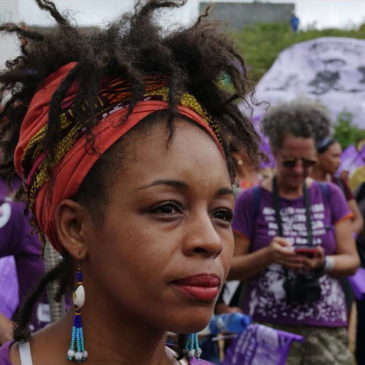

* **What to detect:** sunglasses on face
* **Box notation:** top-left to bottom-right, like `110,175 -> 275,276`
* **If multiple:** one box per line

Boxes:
281,158 -> 317,169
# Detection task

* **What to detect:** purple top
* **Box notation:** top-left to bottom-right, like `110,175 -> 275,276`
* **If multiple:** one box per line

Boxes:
0,341 -> 12,365
0,180 -> 49,331
232,181 -> 350,327
0,341 -> 214,365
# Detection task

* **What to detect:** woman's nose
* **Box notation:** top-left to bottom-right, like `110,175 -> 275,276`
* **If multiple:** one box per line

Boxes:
293,160 -> 304,174
182,213 -> 223,258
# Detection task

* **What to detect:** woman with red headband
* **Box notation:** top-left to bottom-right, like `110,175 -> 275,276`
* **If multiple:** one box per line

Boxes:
0,1 -> 260,364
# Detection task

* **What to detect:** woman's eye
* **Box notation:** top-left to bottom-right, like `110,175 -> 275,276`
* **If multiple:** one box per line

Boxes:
149,202 -> 182,215
212,208 -> 233,223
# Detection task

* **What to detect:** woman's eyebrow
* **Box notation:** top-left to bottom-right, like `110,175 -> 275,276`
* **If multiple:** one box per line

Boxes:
136,179 -> 188,191
135,180 -> 234,196
216,187 -> 234,197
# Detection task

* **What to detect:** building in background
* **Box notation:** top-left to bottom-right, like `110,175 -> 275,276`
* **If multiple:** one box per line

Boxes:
199,2 -> 294,30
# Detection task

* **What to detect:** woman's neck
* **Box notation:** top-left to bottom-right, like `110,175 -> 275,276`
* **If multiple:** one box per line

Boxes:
311,165 -> 328,182
82,304 -> 173,365
22,308 -> 176,365
275,175 -> 306,199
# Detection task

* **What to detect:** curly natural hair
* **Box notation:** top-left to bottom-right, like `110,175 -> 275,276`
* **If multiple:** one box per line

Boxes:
261,101 -> 333,152
0,0 -> 260,183
0,0 -> 261,343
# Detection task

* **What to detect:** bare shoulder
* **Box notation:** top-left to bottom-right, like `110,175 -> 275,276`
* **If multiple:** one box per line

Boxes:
9,322 -> 70,365
9,342 -> 20,365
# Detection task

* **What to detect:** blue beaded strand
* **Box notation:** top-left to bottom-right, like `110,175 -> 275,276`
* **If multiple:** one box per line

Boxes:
67,269 -> 88,363
184,333 -> 202,359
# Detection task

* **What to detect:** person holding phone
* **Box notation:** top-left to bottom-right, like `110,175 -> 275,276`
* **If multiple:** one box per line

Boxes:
228,102 -> 360,365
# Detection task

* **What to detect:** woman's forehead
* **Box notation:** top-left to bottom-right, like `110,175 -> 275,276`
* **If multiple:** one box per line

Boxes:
278,135 -> 316,154
110,120 -> 229,188
126,118 -> 223,158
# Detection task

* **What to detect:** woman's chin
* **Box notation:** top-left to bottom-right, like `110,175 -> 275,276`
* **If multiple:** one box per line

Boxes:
167,312 -> 212,334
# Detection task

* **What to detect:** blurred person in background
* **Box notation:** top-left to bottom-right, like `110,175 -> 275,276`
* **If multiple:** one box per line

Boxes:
312,137 -> 363,236
0,124 -> 19,344
0,117 -> 50,344
228,102 -> 359,365
312,137 -> 364,322
228,134 -> 263,194
290,11 -> 300,33
354,182 -> 365,365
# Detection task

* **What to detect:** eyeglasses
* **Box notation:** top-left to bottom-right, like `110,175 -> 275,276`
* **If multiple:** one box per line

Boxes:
281,158 -> 317,169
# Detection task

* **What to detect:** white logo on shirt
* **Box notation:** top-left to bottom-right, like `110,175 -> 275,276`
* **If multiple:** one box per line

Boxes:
0,202 -> 11,228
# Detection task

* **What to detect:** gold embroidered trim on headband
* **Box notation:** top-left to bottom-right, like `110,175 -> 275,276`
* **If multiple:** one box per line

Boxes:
22,78 -> 221,210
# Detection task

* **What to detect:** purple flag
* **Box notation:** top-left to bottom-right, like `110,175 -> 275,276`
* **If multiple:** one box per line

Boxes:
338,144 -> 365,175
247,113 -> 275,169
221,324 -> 303,365
0,256 -> 19,318
251,37 -> 365,129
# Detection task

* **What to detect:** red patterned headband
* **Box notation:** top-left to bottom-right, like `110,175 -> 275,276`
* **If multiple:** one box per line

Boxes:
14,62 -> 223,251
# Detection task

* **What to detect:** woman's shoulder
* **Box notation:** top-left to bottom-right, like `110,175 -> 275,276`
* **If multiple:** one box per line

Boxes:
310,179 -> 344,198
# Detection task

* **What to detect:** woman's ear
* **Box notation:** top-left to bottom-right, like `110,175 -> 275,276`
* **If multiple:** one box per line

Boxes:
55,199 -> 89,260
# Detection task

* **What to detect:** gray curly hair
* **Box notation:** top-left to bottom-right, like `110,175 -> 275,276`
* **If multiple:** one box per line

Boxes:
261,101 -> 333,152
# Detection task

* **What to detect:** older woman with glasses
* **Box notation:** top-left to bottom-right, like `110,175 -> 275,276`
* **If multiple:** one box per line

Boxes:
228,102 -> 360,365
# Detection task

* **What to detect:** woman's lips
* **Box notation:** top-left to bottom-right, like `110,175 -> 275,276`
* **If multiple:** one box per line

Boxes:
172,274 -> 221,301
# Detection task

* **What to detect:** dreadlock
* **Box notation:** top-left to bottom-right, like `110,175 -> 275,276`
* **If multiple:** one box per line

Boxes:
0,0 -> 259,177
13,254 -> 73,342
0,0 -> 260,343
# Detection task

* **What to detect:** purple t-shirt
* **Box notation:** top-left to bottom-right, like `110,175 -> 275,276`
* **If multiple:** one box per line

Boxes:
232,181 -> 351,327
0,198 -> 49,331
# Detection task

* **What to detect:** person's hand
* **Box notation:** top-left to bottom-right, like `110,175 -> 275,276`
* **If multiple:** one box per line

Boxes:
267,237 -> 305,270
300,246 -> 325,271
340,169 -> 349,183
0,313 -> 13,345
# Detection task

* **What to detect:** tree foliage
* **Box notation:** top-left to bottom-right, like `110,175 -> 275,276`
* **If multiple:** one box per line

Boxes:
334,111 -> 365,148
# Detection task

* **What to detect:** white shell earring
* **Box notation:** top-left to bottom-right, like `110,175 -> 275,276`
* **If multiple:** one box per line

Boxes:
73,285 -> 85,308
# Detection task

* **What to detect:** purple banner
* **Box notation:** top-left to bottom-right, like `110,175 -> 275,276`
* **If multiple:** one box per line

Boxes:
251,37 -> 365,129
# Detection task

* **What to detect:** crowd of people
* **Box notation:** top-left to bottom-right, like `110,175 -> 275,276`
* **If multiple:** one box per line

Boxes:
0,1 -> 363,365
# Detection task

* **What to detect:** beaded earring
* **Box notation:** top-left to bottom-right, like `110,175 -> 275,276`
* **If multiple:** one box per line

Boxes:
67,266 -> 88,363
184,333 -> 202,360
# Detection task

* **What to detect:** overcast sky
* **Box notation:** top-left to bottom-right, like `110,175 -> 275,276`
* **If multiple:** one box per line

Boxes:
1,0 -> 364,66
1,0 -> 365,30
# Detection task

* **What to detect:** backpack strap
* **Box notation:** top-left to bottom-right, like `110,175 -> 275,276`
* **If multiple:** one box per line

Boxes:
318,181 -> 330,203
252,185 -> 262,221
